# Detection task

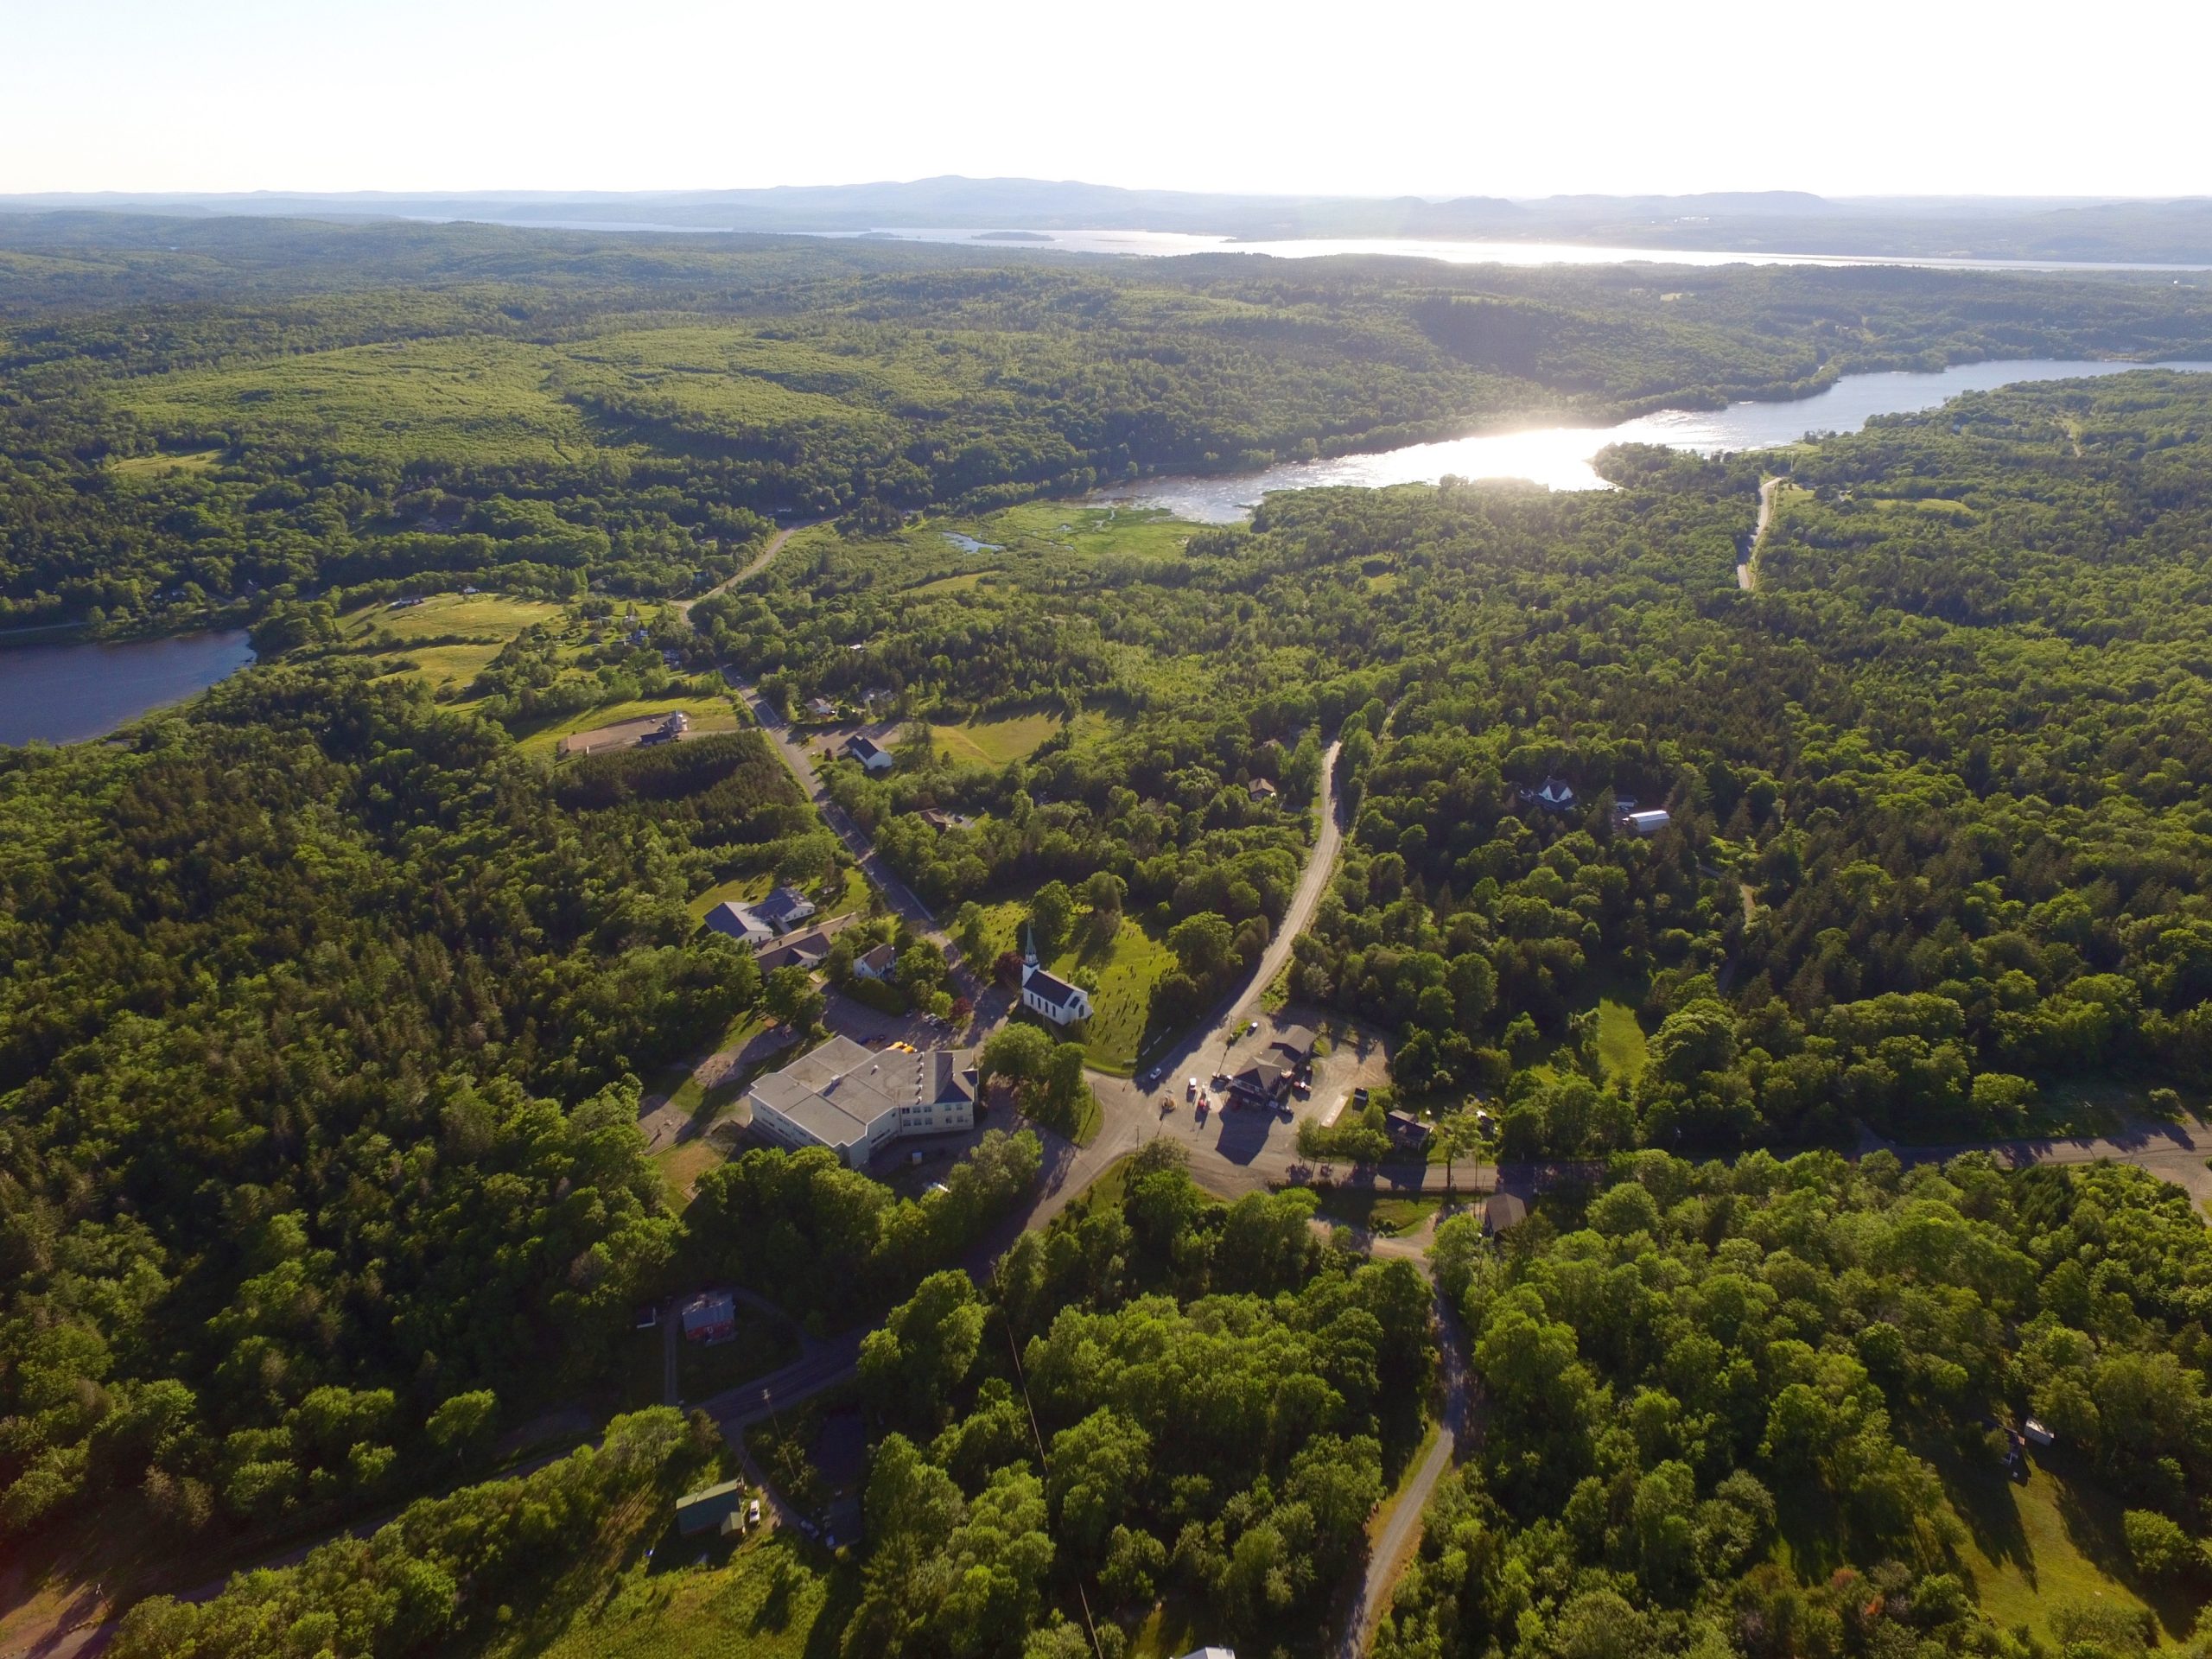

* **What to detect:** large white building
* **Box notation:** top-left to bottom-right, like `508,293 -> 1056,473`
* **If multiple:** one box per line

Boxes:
746,1035 -> 978,1166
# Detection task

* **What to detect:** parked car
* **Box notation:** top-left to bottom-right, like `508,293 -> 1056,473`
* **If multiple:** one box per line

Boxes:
748,1498 -> 762,1524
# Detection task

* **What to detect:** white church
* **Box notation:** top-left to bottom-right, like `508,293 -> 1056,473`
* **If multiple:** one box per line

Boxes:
1020,925 -> 1092,1027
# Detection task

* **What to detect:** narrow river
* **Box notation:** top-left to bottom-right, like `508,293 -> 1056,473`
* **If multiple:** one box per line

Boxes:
1095,359 -> 2212,522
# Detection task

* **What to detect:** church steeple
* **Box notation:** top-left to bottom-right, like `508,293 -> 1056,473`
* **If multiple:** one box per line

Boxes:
1022,922 -> 1039,969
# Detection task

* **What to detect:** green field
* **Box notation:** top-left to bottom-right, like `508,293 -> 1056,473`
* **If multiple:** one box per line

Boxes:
1594,995 -> 1649,1082
108,447 -> 224,480
529,1535 -> 856,1659
125,337 -> 591,466
336,593 -> 568,694
928,710 -> 1062,766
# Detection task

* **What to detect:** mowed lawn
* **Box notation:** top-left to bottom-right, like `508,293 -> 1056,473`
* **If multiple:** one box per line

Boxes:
1937,1450 -> 2185,1645
525,1535 -> 856,1659
928,711 -> 1062,766
971,898 -> 1177,1075
517,695 -> 744,756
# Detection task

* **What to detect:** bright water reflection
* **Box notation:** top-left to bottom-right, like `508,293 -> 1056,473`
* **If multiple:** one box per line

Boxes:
1096,359 -> 2212,522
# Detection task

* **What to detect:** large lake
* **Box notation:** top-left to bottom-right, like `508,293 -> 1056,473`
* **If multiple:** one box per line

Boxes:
1096,359 -> 2212,522
0,631 -> 255,747
829,226 -> 2212,275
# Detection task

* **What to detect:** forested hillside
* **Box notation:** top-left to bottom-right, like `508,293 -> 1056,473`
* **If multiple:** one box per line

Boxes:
722,372 -> 2212,1152
0,677 -> 791,1537
7,212 -> 2212,634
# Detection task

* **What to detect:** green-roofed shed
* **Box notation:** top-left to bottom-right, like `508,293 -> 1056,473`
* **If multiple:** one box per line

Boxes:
677,1477 -> 747,1536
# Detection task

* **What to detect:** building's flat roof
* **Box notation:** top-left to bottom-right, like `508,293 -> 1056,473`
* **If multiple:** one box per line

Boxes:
750,1038 -> 978,1150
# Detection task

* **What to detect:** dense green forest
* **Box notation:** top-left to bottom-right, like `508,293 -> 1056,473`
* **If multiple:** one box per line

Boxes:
1386,1150 -> 2212,1659
6,212 -> 2212,634
0,669 -> 1043,1563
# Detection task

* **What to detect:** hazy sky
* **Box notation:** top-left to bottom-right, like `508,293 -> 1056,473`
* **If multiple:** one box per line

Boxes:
6,0 -> 2207,199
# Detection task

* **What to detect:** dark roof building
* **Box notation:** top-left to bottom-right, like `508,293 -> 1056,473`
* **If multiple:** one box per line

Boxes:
1482,1192 -> 1529,1234
1521,775 -> 1577,811
755,886 -> 817,931
704,900 -> 775,949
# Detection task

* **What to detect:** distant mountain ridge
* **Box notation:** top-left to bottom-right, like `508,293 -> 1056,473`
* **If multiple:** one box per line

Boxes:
3,176 -> 2210,264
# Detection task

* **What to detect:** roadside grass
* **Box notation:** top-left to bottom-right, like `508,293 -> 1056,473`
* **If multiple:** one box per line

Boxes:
928,709 -> 1061,766
527,1534 -> 858,1659
519,693 -> 742,756
1315,1190 -> 1442,1236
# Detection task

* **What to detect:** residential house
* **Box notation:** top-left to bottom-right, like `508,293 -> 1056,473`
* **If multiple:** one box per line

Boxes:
677,1478 -> 748,1536
1519,776 -> 1577,812
755,886 -> 818,932
679,1289 -> 737,1344
1247,778 -> 1279,802
1617,808 -> 1673,836
757,925 -> 839,974
805,696 -> 839,720
745,1035 -> 979,1165
1386,1109 -> 1433,1146
920,808 -> 976,833
1019,925 -> 1092,1027
852,942 -> 899,982
846,734 -> 894,773
1482,1192 -> 1529,1234
703,900 -> 776,950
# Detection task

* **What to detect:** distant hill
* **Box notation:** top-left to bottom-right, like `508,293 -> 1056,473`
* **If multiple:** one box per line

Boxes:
3,177 -> 2209,264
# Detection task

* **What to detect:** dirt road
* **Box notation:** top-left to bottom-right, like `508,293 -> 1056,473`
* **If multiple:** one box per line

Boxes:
1737,475 -> 1782,591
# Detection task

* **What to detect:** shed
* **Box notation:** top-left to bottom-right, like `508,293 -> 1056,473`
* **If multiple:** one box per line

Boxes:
677,1478 -> 747,1536
1618,809 -> 1672,837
